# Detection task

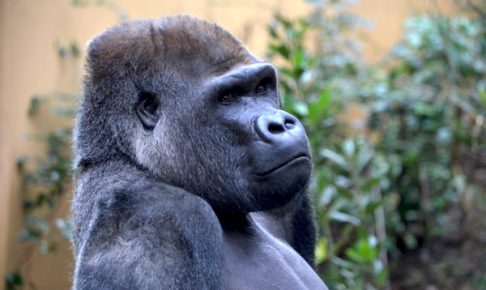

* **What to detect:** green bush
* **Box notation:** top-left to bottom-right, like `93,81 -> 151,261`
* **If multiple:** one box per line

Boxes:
367,13 -> 486,252
267,0 -> 485,289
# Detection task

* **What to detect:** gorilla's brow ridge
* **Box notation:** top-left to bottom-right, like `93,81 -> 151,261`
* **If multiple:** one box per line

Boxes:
205,63 -> 277,94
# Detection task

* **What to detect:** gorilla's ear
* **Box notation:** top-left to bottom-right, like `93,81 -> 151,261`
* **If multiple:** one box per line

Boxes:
136,91 -> 160,130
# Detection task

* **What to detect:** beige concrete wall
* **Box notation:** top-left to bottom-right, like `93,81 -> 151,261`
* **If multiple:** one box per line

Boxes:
353,0 -> 456,61
0,1 -> 456,289
0,0 -> 8,288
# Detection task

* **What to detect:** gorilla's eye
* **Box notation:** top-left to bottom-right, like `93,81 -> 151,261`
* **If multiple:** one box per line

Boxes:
255,85 -> 266,94
219,93 -> 235,104
255,77 -> 273,94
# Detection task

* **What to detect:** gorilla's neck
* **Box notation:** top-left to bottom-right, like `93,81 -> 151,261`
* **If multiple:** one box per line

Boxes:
215,211 -> 254,234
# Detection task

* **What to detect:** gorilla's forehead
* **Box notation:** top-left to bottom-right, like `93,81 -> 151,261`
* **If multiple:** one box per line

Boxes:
87,15 -> 257,78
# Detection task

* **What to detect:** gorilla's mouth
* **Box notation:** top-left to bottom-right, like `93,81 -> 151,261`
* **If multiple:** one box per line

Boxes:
254,154 -> 310,178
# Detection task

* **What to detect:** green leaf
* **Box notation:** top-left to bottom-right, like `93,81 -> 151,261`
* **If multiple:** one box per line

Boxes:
269,44 -> 290,60
5,271 -> 23,289
293,101 -> 309,117
28,95 -> 43,116
70,41 -> 80,58
308,87 -> 331,124
365,200 -> 382,214
16,157 -> 28,171
315,238 -> 329,265
268,24 -> 278,39
480,90 -> 486,107
26,215 -> 50,235
345,237 -> 378,264
320,149 -> 348,169
55,218 -> 73,240
17,229 -> 40,242
39,240 -> 50,255
292,47 -> 305,69
319,185 -> 336,206
329,211 -> 361,225
362,177 -> 381,192
342,139 -> 355,158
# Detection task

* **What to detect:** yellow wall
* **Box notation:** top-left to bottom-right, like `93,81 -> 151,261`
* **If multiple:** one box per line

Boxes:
0,0 -> 456,289
1,0 -> 8,287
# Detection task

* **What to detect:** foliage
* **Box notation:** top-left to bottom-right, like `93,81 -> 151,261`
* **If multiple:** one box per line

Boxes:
6,44 -> 79,290
267,1 -> 390,289
364,12 -> 486,288
267,0 -> 486,289
71,0 -> 128,21
366,13 -> 486,252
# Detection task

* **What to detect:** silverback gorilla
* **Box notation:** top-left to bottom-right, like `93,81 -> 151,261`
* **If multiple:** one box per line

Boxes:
71,15 -> 328,290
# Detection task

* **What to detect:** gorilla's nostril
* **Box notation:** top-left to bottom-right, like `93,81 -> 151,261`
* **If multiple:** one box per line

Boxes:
284,119 -> 296,130
268,122 -> 285,134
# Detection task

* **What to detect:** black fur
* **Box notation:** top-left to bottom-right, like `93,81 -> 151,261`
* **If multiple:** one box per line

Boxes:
72,15 -> 326,290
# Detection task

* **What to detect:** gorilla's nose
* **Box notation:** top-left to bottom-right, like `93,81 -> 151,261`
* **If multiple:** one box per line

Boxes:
255,111 -> 305,144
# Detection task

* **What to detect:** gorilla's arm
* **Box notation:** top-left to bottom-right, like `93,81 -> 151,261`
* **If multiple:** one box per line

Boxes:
252,192 -> 317,266
289,192 -> 317,266
73,184 -> 223,290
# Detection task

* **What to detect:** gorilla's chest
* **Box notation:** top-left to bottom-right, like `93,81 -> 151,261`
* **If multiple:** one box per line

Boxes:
221,223 -> 328,290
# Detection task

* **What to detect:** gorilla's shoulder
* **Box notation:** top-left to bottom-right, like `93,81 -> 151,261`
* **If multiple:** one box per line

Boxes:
71,162 -> 222,251
78,164 -> 219,224
98,182 -> 218,222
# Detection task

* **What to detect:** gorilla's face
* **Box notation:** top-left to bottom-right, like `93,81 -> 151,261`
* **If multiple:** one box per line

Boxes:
205,63 -> 312,213
136,61 -> 311,214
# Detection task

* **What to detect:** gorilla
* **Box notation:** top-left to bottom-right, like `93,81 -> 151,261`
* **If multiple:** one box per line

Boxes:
71,15 -> 328,290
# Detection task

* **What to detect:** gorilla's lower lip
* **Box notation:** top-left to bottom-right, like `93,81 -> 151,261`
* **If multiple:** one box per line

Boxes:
254,154 -> 310,177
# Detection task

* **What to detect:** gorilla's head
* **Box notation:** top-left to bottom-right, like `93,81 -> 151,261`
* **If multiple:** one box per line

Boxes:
75,15 -> 311,214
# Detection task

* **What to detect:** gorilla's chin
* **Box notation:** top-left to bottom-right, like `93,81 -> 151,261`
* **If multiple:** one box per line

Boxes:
248,157 -> 312,212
